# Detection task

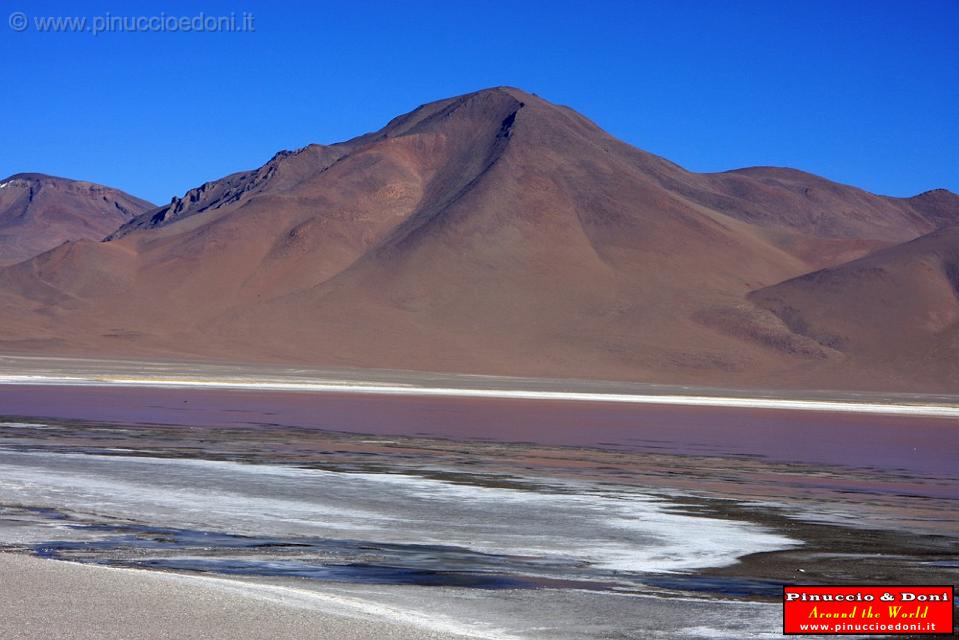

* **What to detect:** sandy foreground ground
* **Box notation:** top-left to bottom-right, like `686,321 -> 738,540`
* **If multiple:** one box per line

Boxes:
0,553 -> 474,640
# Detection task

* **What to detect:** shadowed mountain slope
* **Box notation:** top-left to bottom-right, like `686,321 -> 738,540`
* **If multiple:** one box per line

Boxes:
749,224 -> 959,390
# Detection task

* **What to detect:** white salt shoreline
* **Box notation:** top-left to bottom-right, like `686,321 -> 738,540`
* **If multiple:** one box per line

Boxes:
2,372 -> 959,417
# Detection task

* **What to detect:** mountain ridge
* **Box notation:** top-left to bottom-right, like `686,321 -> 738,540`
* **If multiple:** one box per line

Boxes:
1,87 -> 957,392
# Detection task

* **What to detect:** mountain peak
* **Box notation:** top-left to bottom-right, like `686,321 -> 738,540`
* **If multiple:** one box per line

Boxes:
0,174 -> 153,266
110,89 -> 547,240
912,187 -> 959,200
0,173 -> 147,197
2,88 -> 959,391
463,85 -> 539,101
3,172 -> 58,181
1,173 -> 71,190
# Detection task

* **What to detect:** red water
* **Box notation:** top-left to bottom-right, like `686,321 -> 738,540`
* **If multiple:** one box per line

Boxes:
0,385 -> 956,481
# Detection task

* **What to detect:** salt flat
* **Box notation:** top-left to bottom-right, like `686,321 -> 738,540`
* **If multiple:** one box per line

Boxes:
4,355 -> 959,416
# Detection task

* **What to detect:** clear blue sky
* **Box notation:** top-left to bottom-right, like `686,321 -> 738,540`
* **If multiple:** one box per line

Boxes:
1,0 -> 956,204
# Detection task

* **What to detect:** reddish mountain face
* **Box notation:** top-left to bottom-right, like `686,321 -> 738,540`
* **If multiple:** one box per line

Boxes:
0,88 -> 957,391
749,224 -> 959,390
0,174 -> 153,266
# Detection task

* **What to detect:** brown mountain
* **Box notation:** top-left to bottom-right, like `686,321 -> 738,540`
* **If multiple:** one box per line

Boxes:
0,87 -> 957,391
749,223 -> 959,390
0,173 -> 153,266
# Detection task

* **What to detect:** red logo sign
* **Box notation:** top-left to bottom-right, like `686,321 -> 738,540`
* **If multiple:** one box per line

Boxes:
783,585 -> 954,635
